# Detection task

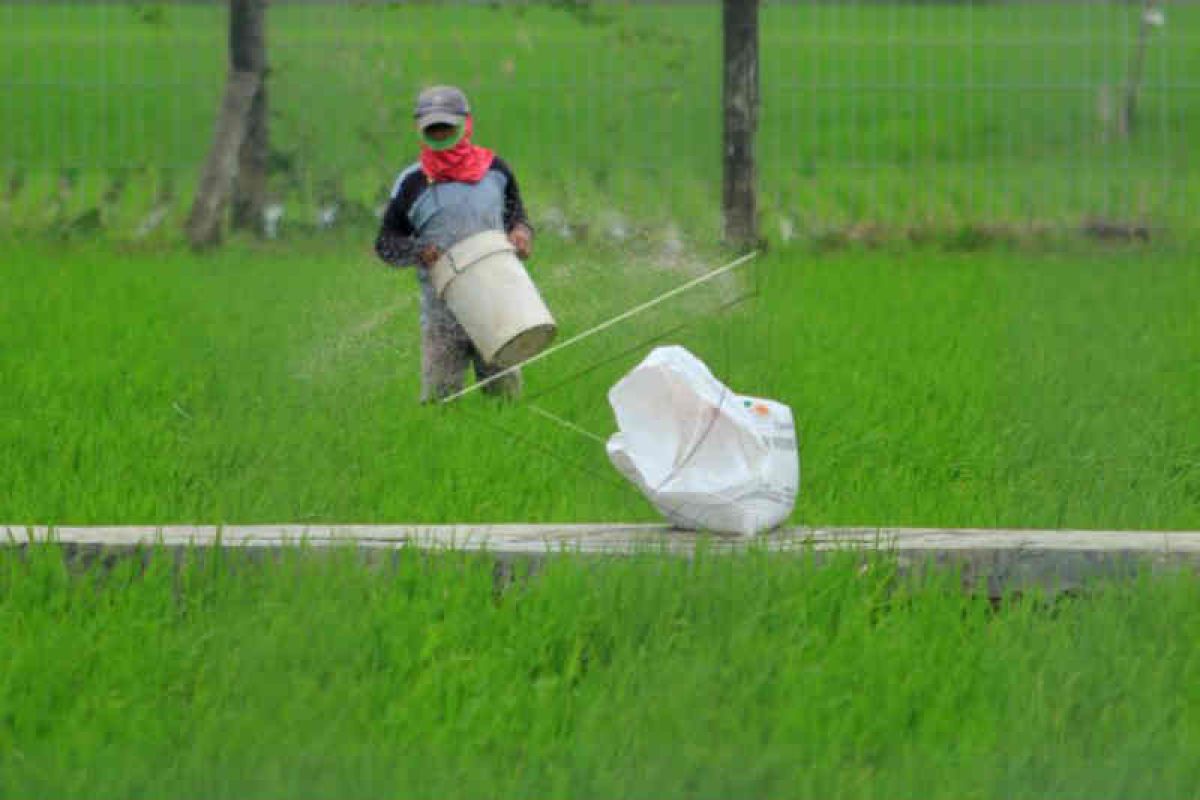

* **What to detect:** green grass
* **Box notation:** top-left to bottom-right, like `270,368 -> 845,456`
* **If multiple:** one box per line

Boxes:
1,2 -> 1198,236
2,235 -> 1198,529
4,6 -> 1198,789
2,542 -> 1199,799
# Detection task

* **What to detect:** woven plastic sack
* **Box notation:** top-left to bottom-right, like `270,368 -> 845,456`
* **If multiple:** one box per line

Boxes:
606,346 -> 799,536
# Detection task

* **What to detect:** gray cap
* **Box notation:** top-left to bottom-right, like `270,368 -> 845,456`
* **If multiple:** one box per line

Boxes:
414,85 -> 470,129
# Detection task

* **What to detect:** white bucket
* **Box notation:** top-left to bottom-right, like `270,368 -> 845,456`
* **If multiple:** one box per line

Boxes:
429,230 -> 558,368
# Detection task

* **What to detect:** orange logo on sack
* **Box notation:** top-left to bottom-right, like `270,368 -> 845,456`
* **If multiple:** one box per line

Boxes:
743,399 -> 771,417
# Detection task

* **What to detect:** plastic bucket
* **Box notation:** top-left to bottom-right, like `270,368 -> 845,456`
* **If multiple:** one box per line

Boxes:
429,230 -> 558,368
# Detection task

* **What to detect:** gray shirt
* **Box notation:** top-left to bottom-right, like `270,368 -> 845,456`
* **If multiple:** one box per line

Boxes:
374,157 -> 532,269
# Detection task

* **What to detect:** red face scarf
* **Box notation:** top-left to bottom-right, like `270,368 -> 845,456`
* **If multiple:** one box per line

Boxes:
419,115 -> 495,184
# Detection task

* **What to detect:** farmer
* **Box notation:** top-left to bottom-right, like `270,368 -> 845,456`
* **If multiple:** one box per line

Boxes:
375,85 -> 535,403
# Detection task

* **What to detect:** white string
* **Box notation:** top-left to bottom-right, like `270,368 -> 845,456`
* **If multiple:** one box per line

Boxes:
439,250 -> 759,404
527,404 -> 607,446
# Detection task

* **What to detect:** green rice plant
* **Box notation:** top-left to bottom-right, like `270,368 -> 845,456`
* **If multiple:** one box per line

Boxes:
1,542 -> 1199,799
1,237 -> 1197,529
1,2 -> 1197,237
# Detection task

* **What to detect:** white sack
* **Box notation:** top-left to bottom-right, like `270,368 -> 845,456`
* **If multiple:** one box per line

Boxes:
606,345 -> 799,536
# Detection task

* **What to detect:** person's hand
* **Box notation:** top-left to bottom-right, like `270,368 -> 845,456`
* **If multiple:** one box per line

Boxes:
417,243 -> 441,267
508,224 -> 533,260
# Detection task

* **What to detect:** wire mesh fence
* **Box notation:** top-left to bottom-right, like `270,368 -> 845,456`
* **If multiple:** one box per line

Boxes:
0,0 -> 1195,241
760,0 -> 1196,240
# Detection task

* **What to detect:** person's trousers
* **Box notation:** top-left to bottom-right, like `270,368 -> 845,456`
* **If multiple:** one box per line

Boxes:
419,281 -> 522,403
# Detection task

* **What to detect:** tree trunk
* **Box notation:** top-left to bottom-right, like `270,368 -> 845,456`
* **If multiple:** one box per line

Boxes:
230,0 -> 268,233
185,70 -> 261,249
232,83 -> 268,232
722,0 -> 759,248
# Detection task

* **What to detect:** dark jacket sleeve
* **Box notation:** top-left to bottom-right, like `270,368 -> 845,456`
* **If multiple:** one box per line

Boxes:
374,169 -> 425,268
491,157 -> 533,235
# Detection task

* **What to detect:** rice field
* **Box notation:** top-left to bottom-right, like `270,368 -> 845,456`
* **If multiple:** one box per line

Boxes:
2,236 -> 1198,529
1,542 -> 1199,799
1,2 -> 1198,236
3,4 -> 1200,794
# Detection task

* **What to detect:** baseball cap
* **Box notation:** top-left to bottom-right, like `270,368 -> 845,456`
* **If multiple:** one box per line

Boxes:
414,85 -> 470,129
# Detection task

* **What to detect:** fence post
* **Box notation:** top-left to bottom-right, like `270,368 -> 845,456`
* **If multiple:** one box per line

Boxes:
722,0 -> 759,248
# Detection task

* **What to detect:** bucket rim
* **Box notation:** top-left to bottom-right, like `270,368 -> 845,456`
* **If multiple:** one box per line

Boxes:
433,230 -> 516,278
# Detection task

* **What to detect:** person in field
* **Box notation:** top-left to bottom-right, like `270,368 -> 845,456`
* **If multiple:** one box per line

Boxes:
375,85 -> 534,403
